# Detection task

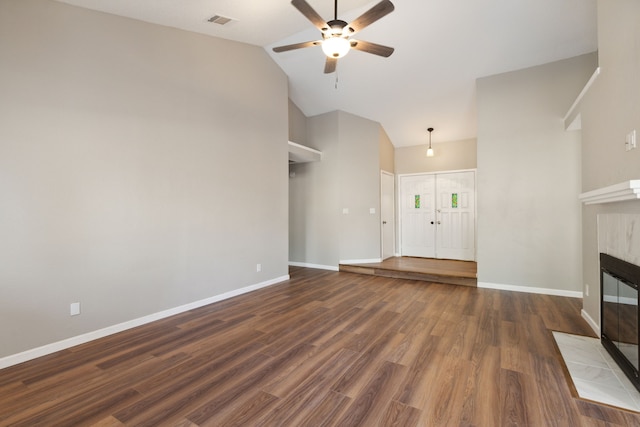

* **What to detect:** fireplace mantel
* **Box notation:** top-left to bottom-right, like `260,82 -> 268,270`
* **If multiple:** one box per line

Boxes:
579,180 -> 640,205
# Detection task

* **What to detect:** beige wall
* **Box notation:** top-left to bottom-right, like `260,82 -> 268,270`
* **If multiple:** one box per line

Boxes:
289,112 -> 340,267
288,99 -> 308,145
289,111 -> 387,266
338,112 -> 385,261
580,0 -> 640,327
0,0 -> 289,359
476,52 -> 597,293
379,127 -> 395,173
395,138 -> 477,174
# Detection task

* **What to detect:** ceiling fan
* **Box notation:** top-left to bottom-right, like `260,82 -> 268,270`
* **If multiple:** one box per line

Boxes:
273,0 -> 395,74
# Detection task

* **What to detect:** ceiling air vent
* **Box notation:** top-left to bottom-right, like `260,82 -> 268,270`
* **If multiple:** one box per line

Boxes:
207,15 -> 234,25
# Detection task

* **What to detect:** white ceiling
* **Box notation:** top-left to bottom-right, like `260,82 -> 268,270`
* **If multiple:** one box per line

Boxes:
55,0 -> 597,147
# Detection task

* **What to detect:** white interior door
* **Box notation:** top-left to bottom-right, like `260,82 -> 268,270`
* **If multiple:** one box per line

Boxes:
435,171 -> 475,261
381,171 -> 395,260
400,175 -> 436,257
400,171 -> 475,261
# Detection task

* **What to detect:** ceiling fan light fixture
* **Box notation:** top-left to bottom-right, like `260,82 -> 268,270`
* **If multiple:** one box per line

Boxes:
273,0 -> 395,73
322,37 -> 350,58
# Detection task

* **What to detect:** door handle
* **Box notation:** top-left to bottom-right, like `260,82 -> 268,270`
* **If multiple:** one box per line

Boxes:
382,221 -> 387,225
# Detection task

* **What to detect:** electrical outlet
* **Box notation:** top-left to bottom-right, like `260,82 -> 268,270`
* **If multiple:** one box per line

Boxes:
585,284 -> 589,297
256,263 -> 261,272
70,302 -> 81,316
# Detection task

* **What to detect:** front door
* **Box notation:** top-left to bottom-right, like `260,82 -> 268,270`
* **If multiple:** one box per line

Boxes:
400,174 -> 436,258
400,171 -> 475,261
435,171 -> 475,261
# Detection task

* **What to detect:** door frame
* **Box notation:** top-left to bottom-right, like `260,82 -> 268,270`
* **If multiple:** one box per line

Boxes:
380,170 -> 395,260
398,168 -> 477,261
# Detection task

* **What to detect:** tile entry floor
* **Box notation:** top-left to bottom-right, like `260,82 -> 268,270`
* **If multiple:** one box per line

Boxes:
553,331 -> 640,412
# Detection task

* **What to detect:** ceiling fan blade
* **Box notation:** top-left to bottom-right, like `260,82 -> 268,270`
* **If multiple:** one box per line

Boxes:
350,40 -> 394,57
291,0 -> 328,32
273,40 -> 321,53
324,57 -> 337,74
346,0 -> 394,35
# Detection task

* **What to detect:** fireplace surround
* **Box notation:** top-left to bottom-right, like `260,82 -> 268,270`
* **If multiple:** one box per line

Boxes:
601,253 -> 640,392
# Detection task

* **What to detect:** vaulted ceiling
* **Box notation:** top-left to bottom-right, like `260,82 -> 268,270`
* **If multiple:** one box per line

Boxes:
55,0 -> 597,147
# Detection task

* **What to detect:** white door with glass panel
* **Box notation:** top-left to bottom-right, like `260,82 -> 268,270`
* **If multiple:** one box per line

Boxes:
400,171 -> 475,261
400,175 -> 437,258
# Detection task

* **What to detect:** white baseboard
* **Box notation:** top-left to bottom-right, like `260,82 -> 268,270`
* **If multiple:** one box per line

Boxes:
339,258 -> 382,264
477,281 -> 583,298
288,261 -> 339,271
581,309 -> 600,336
0,274 -> 290,370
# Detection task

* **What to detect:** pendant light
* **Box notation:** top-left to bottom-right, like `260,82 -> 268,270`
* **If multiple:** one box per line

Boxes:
426,127 -> 434,157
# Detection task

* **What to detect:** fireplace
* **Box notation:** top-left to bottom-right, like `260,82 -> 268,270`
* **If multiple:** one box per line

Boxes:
601,253 -> 640,392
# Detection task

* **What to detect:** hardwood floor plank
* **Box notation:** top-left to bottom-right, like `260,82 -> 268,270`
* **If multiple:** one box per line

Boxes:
306,307 -> 363,347
418,356 -> 472,426
529,353 -> 582,425
475,306 -> 501,347
393,337 -> 444,409
379,400 -> 421,427
8,387 -> 140,427
258,307 -> 332,355
575,399 -> 635,426
255,348 -> 359,426
500,368 -> 528,426
501,344 -> 531,374
342,300 -> 389,334
185,343 -> 317,425
262,334 -> 358,399
525,314 -> 559,358
2,266 -> 640,426
2,352 -> 184,424
462,344 -> 501,426
334,361 -> 407,426
385,282 -> 424,316
90,415 -> 126,426
578,416 -> 617,427
332,326 -> 403,398
212,390 -> 280,427
115,348 -> 271,425
295,390 -> 352,427
436,315 -> 477,360
0,354 -> 67,387
131,331 -> 265,395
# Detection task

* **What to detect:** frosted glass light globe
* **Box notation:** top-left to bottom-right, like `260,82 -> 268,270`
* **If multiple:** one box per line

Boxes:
322,37 -> 350,58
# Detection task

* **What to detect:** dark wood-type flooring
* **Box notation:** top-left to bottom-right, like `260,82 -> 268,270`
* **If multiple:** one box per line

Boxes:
2,267 -> 639,426
340,257 -> 477,287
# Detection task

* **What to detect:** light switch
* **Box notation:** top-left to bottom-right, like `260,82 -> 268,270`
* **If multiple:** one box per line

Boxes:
342,208 -> 349,214
70,302 -> 80,316
626,130 -> 637,151
370,208 -> 376,214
